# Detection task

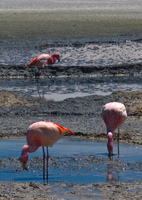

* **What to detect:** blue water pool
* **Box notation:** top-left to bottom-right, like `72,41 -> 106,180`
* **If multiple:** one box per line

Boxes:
0,138 -> 142,184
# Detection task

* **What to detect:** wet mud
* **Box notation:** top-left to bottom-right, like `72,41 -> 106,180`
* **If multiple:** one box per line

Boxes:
0,62 -> 142,79
1,180 -> 142,200
0,154 -> 142,199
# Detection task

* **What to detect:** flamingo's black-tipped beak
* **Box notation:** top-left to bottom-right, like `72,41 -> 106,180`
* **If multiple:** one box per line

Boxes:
58,57 -> 60,62
108,151 -> 112,158
22,162 -> 28,170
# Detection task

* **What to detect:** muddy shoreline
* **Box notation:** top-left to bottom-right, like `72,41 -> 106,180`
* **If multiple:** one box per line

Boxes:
0,62 -> 142,79
1,181 -> 142,200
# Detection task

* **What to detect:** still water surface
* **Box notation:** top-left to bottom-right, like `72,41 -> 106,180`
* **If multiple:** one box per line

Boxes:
0,138 -> 142,183
0,76 -> 142,101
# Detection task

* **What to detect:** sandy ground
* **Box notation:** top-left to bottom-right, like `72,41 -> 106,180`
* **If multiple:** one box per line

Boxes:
0,11 -> 142,40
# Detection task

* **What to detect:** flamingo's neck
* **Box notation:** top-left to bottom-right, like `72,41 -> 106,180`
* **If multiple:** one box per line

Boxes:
20,144 -> 39,163
107,132 -> 113,156
51,55 -> 55,64
50,53 -> 60,65
47,55 -> 55,65
47,57 -> 54,65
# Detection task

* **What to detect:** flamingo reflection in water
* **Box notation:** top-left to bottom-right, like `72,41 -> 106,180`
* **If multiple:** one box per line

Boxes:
20,121 -> 74,184
106,163 -> 120,183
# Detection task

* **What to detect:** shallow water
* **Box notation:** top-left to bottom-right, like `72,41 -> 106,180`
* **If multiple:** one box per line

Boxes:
0,138 -> 142,183
0,76 -> 142,101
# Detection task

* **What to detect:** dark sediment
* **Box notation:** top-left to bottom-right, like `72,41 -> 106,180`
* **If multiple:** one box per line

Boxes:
0,63 -> 142,78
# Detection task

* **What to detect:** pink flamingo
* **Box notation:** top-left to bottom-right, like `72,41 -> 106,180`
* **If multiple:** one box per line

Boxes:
20,121 -> 74,183
102,102 -> 127,157
24,53 -> 60,78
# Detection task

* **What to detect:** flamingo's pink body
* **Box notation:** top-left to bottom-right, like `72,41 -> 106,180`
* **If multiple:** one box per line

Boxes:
20,121 -> 74,172
102,102 -> 127,157
24,53 -> 60,69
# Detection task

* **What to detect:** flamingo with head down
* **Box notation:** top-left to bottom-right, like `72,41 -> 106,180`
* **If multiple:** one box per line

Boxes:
102,102 -> 127,158
24,53 -> 60,78
20,121 -> 74,183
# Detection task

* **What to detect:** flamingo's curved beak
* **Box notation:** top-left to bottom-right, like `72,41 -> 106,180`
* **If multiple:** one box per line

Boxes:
22,162 -> 28,170
58,57 -> 60,62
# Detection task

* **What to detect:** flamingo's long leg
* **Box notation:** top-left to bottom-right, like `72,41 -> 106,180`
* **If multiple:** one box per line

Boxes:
42,147 -> 46,184
43,69 -> 54,81
118,127 -> 120,158
46,147 -> 49,184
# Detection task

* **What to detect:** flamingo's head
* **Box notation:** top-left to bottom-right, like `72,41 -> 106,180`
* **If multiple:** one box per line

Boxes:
52,53 -> 60,62
107,132 -> 113,157
19,145 -> 29,170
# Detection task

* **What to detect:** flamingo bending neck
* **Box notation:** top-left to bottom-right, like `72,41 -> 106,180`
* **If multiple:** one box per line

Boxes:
48,53 -> 60,65
20,144 -> 39,165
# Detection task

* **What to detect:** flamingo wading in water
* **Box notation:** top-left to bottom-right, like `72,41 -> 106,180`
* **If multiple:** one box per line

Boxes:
20,121 -> 74,183
102,102 -> 127,157
24,53 -> 60,78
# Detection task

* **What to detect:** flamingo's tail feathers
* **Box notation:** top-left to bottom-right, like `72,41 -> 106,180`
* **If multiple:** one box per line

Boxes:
53,122 -> 74,135
24,63 -> 29,68
64,128 -> 75,134
24,57 -> 38,68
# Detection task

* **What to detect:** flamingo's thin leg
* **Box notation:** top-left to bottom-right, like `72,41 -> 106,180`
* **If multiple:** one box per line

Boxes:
42,147 -> 46,184
46,147 -> 49,184
43,69 -> 53,81
118,127 -> 120,158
